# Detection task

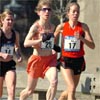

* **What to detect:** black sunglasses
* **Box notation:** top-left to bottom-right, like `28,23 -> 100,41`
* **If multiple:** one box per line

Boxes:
41,8 -> 51,12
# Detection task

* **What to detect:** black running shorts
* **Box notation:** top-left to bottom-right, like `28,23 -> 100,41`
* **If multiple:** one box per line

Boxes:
0,60 -> 16,77
61,56 -> 86,75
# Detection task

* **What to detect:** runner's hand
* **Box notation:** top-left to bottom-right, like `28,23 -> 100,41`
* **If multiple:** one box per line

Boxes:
42,33 -> 54,42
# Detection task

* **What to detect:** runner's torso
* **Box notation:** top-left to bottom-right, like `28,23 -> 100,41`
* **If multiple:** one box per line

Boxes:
32,21 -> 55,56
0,29 -> 16,56
62,22 -> 85,58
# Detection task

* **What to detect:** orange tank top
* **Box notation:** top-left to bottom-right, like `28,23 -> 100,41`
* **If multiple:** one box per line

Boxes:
62,22 -> 85,58
32,21 -> 52,40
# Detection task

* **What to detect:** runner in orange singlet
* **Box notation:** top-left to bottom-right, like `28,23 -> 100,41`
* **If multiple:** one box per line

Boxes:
54,2 -> 95,100
20,0 -> 58,100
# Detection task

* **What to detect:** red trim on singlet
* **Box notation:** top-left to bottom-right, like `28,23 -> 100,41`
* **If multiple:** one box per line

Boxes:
62,22 -> 85,58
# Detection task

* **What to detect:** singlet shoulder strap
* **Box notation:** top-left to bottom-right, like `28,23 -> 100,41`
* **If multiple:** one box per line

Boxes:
35,22 -> 43,32
0,28 -> 2,37
0,29 -> 1,37
0,28 -> 3,49
0,28 -> 16,40
11,29 -> 16,42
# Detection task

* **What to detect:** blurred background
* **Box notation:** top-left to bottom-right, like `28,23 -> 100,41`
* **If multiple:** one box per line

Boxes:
1,0 -> 100,99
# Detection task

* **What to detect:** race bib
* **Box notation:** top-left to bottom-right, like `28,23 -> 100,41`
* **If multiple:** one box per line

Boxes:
64,36 -> 80,51
41,37 -> 54,50
1,44 -> 14,55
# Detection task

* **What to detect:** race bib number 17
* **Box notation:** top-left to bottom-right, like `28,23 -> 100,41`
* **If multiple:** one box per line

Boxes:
64,36 -> 80,51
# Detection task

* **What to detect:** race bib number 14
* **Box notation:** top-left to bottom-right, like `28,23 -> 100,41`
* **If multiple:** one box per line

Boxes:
1,44 -> 14,55
64,36 -> 80,51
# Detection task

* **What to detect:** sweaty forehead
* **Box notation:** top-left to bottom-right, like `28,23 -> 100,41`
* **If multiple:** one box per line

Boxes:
4,15 -> 14,21
70,5 -> 79,10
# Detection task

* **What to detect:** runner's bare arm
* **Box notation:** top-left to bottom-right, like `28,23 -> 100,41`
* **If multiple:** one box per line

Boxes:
24,23 -> 42,47
81,23 -> 95,49
15,32 -> 23,62
54,23 -> 64,42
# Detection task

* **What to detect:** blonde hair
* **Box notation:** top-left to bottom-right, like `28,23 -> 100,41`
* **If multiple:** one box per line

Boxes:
0,9 -> 14,27
35,0 -> 52,13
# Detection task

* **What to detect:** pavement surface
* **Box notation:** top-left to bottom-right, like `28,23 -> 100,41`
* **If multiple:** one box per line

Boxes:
1,69 -> 100,100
